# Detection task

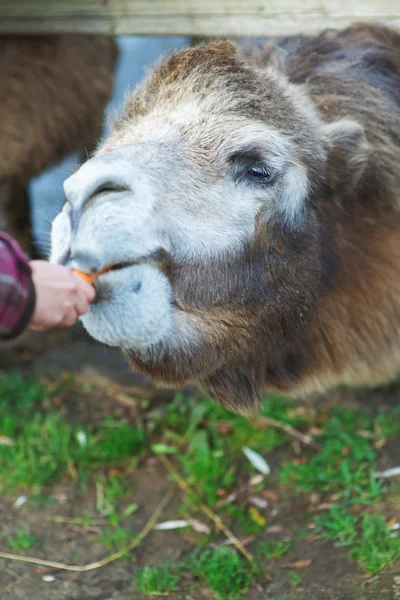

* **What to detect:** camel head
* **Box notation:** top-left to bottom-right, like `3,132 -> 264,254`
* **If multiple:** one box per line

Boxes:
50,40 -> 371,413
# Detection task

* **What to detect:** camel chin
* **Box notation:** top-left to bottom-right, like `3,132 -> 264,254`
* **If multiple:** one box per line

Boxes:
80,263 -> 174,351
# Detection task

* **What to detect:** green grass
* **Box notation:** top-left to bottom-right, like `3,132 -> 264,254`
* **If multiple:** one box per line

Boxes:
0,372 -> 145,492
135,561 -> 182,596
154,392 -> 300,511
135,548 -> 258,600
280,408 -> 381,498
315,510 -> 400,574
188,548 -> 258,600
280,405 -> 400,574
1,371 -> 399,596
5,529 -> 37,552
288,570 -> 303,588
256,540 -> 291,560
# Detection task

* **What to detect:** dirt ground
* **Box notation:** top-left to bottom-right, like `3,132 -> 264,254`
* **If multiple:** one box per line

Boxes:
0,326 -> 399,600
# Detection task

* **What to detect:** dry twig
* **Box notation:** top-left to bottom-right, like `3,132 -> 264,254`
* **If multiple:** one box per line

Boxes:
159,454 -> 254,563
251,416 -> 321,449
42,516 -> 107,525
0,489 -> 174,572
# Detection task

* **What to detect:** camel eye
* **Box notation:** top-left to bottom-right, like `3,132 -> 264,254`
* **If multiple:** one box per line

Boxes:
247,166 -> 272,180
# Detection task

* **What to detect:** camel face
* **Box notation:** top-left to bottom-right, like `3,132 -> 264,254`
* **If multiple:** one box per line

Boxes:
51,28 -> 400,412
51,42 -> 323,390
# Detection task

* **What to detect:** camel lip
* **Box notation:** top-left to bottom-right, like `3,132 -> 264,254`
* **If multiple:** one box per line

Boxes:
93,254 -> 161,282
100,248 -> 173,276
99,254 -> 161,275
74,248 -> 173,288
101,261 -> 136,274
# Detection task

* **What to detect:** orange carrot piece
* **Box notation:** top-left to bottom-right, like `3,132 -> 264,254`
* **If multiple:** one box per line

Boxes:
72,266 -> 111,285
72,269 -> 97,285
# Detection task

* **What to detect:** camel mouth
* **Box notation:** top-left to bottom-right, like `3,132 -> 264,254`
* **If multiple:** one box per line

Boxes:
102,262 -> 135,274
73,248 -> 173,288
72,261 -> 138,286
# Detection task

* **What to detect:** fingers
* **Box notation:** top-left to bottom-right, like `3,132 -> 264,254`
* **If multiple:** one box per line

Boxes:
71,272 -> 96,303
67,272 -> 96,319
28,261 -> 96,332
59,309 -> 79,328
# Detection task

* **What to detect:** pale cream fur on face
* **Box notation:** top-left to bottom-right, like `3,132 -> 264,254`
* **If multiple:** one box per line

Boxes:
51,89 -> 311,351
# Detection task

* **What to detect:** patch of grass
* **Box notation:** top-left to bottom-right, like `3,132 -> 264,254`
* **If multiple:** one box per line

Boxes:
280,408 -> 380,499
288,570 -> 303,588
188,547 -> 258,600
88,418 -> 145,464
0,373 -> 145,492
156,392 -> 298,509
135,561 -> 182,596
280,404 -> 400,574
180,429 -> 236,507
256,540 -> 291,560
5,529 -> 37,552
224,504 -> 267,535
315,511 -> 400,574
0,372 -> 53,416
133,548 -> 260,600
97,474 -> 128,518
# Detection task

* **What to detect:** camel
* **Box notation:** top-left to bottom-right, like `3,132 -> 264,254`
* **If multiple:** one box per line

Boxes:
50,23 -> 400,414
0,34 -> 117,253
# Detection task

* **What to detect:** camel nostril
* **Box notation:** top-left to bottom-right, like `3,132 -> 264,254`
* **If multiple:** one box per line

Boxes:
88,181 -> 130,202
70,208 -> 82,232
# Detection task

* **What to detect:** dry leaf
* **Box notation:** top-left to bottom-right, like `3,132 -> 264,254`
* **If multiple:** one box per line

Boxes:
292,457 -> 307,465
249,474 -> 265,487
316,502 -> 335,511
35,567 -> 55,574
188,519 -> 211,534
14,495 -> 28,509
309,427 -> 323,436
220,535 -> 255,548
76,431 -> 87,447
248,506 -> 267,527
153,520 -> 190,530
262,490 -> 279,502
0,436 -> 14,446
282,559 -> 313,569
248,495 -> 268,509
266,525 -> 283,533
242,447 -> 271,475
375,466 -> 400,479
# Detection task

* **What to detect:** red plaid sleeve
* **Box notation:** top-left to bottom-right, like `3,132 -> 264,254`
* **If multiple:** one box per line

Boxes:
0,233 -> 35,339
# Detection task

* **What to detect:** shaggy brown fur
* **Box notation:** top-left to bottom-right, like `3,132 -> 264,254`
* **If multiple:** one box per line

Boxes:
0,35 -> 117,251
79,24 -> 400,413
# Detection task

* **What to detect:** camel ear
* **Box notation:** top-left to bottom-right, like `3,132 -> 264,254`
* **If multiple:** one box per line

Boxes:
201,365 -> 262,416
321,119 -> 370,192
241,42 -> 288,75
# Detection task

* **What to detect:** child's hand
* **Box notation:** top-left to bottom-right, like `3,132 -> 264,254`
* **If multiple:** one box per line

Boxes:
28,261 -> 96,330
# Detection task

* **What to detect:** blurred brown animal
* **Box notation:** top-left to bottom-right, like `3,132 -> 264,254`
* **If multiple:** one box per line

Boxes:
51,24 -> 400,413
0,35 -> 117,253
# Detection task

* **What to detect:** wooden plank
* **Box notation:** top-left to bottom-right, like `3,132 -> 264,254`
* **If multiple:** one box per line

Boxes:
0,0 -> 399,37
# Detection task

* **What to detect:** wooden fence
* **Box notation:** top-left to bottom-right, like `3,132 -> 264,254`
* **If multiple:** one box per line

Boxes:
0,0 -> 399,37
